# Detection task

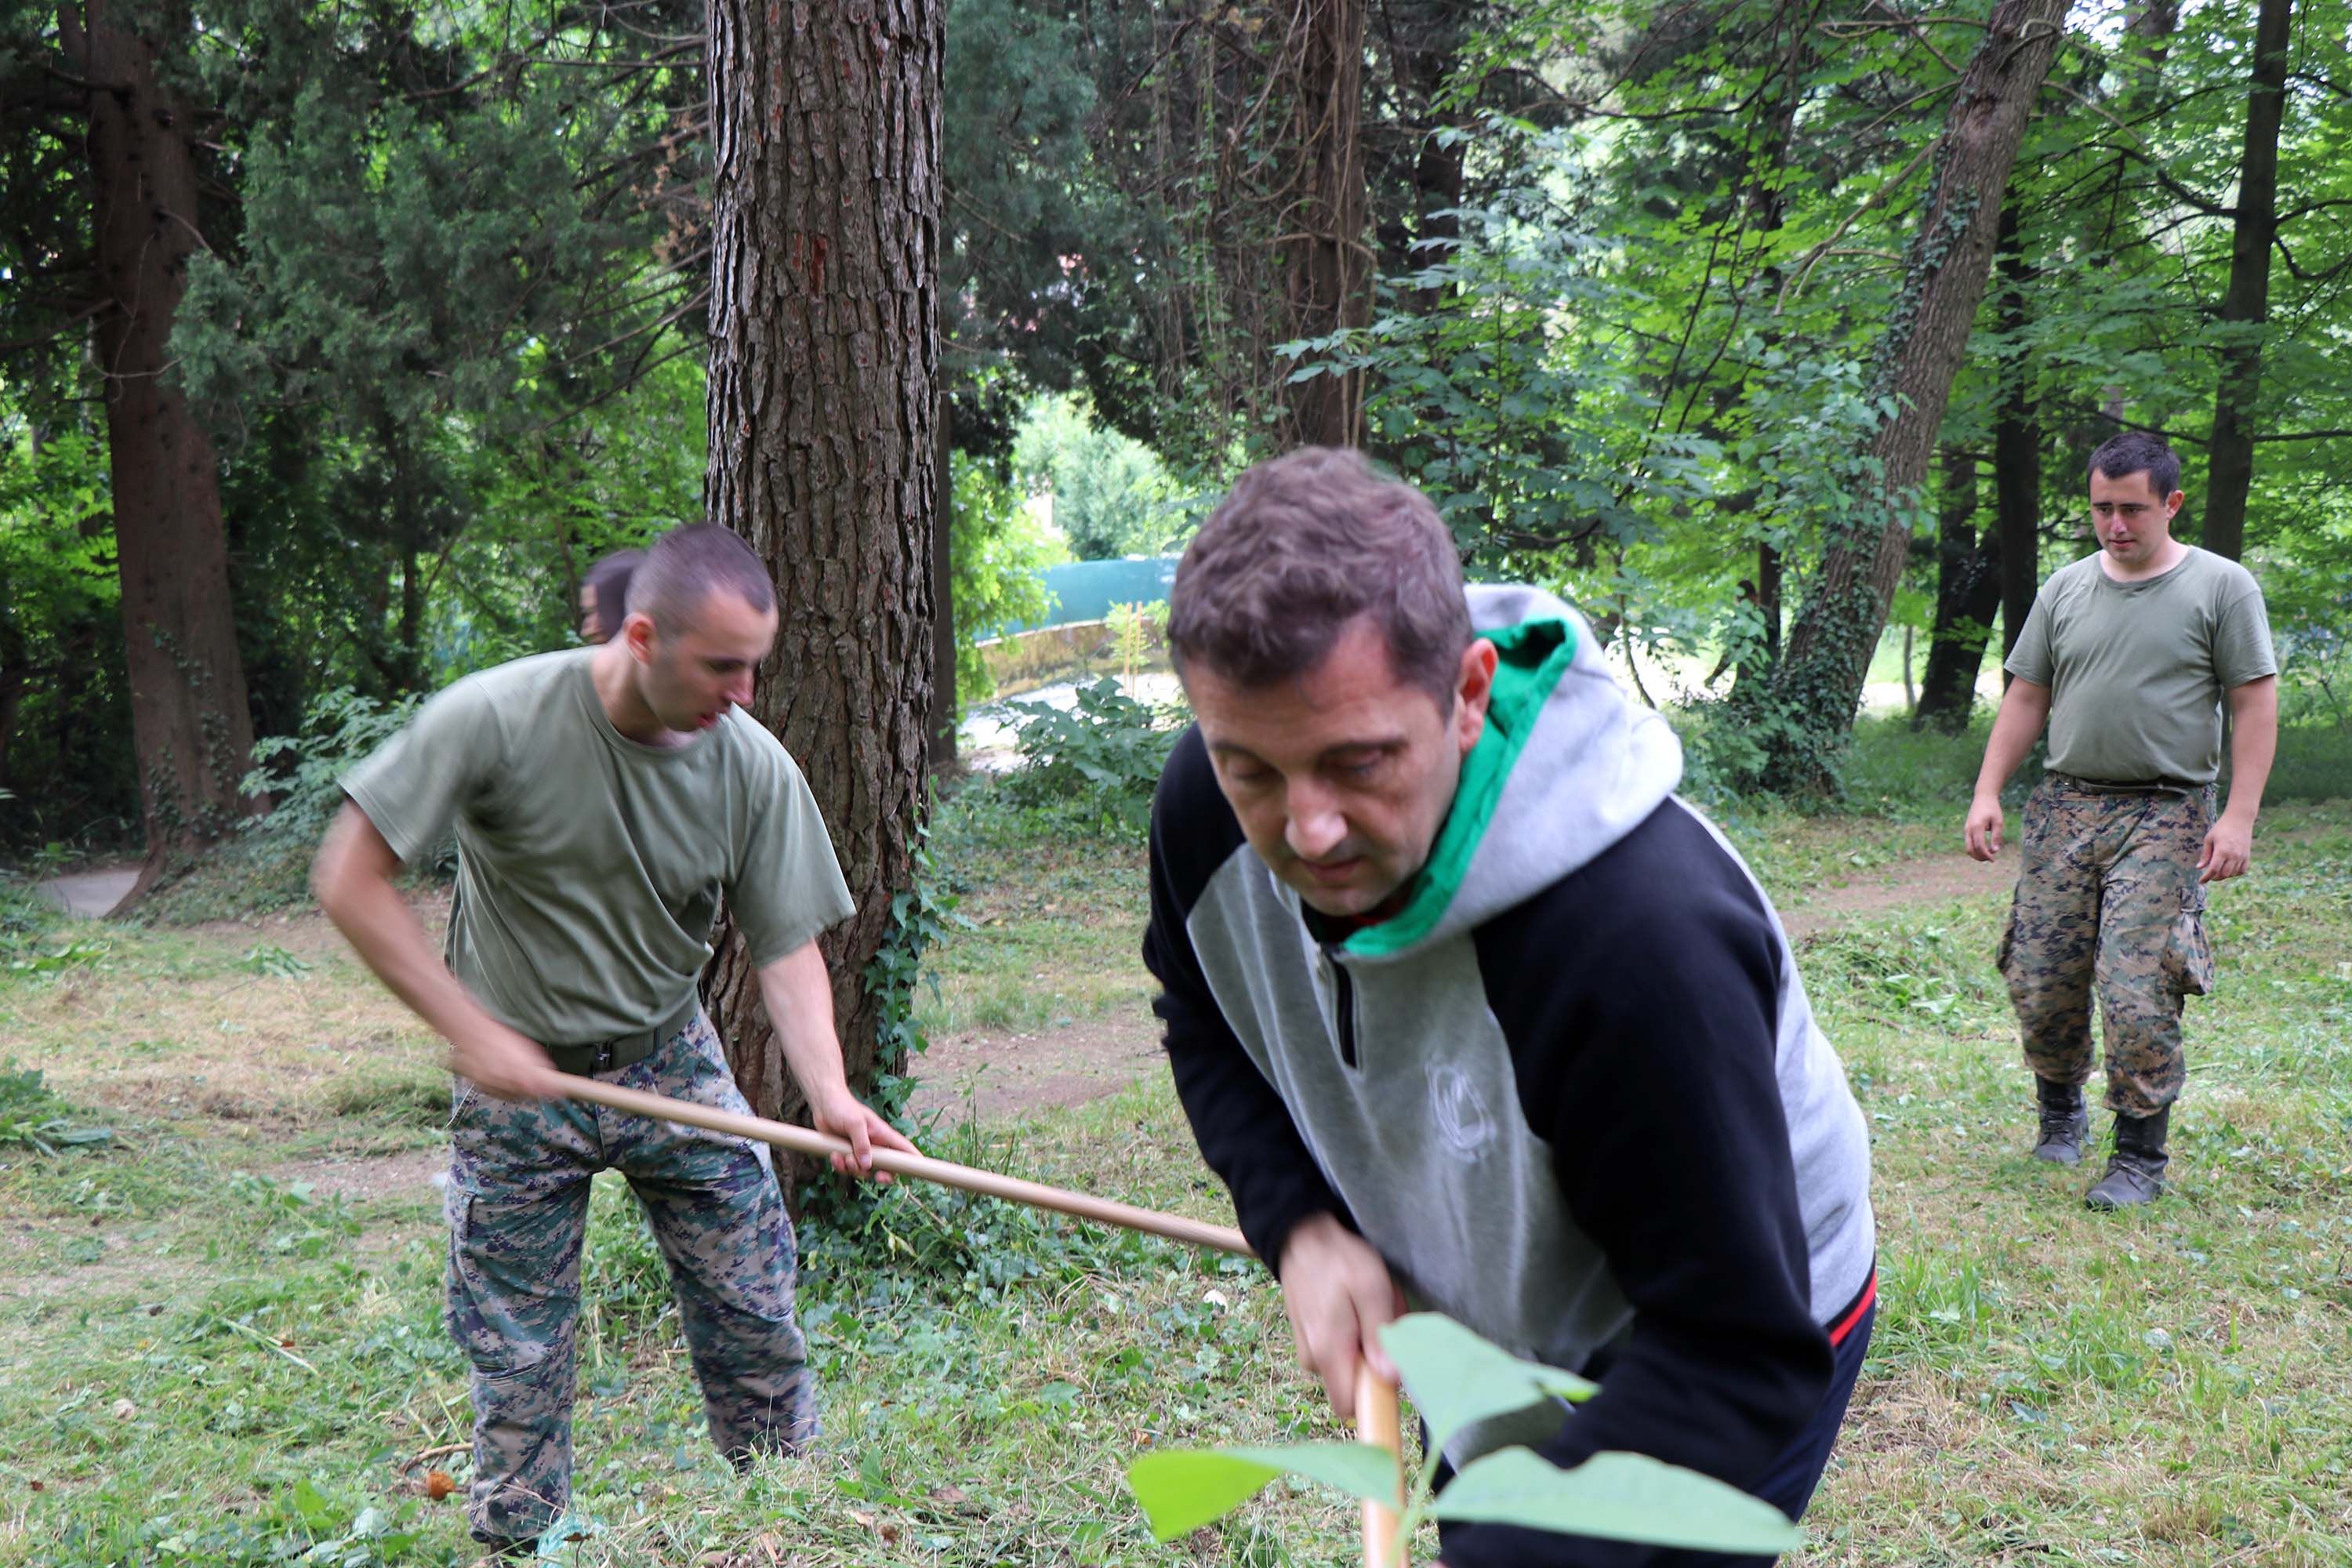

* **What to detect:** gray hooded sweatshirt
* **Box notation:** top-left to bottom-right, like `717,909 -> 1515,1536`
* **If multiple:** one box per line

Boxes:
1144,586 -> 1875,1557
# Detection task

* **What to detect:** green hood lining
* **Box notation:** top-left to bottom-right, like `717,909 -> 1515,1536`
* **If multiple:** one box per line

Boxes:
1341,618 -> 1579,959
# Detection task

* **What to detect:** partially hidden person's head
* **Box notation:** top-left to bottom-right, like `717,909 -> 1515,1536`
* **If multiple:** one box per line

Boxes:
619,524 -> 777,734
579,549 -> 644,644
2085,431 -> 2185,571
1170,447 -> 1496,920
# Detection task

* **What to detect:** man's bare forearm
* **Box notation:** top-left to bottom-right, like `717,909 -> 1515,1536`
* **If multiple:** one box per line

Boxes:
2221,677 -> 2278,827
1973,680 -> 2051,800
313,804 -> 503,1047
756,940 -> 852,1102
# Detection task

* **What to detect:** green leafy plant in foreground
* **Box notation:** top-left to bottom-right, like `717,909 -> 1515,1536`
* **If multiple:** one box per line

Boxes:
1127,1313 -> 1802,1559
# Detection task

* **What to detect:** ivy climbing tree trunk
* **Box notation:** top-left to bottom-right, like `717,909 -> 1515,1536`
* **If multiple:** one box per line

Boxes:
70,0 -> 256,866
1762,0 -> 2071,791
1279,0 -> 1371,448
699,0 -> 943,1149
2202,0 -> 2293,564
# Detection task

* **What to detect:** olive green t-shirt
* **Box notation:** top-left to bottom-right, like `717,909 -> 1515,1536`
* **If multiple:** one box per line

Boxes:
2005,547 -> 2278,788
341,648 -> 855,1046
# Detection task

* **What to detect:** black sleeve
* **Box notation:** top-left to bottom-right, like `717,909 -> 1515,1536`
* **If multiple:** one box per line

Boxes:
1444,804 -> 1831,1568
1143,727 -> 1348,1269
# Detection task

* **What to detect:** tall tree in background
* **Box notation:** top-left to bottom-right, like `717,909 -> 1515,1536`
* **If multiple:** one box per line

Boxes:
24,2 -> 256,865
2202,0 -> 2295,563
699,0 -> 943,1136
1763,0 -> 2071,790
1281,0 -> 1373,448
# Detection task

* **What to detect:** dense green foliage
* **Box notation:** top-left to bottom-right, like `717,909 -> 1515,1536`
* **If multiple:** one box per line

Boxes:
4,0 -> 2349,855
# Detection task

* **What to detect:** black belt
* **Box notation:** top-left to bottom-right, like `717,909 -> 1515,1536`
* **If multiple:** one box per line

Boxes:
546,994 -> 699,1076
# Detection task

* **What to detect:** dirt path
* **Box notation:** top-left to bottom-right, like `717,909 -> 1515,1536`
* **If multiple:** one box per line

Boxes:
1776,853 -> 2009,938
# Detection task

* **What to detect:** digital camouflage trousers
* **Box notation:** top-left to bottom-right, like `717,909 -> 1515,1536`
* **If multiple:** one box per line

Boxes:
1997,776 -> 2220,1119
445,1011 -> 815,1544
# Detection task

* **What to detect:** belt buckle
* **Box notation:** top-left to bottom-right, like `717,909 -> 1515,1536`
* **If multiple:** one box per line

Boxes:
592,1040 -> 617,1072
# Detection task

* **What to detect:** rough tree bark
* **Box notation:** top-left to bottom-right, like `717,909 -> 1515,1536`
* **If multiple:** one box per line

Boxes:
1279,0 -> 1371,448
1763,0 -> 2071,790
69,0 -> 257,865
699,0 -> 942,1142
2202,0 -> 2293,563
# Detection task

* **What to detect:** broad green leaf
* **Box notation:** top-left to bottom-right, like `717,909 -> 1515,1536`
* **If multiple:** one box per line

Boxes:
1379,1312 -> 1597,1457
1431,1448 -> 1803,1555
288,1478 -> 337,1531
1126,1441 -> 1401,1541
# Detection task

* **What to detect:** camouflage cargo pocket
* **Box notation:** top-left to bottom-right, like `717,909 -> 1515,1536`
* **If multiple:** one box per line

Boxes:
2161,892 -> 2217,998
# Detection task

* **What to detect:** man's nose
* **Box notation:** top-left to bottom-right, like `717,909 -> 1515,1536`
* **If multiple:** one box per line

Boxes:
1286,784 -> 1348,861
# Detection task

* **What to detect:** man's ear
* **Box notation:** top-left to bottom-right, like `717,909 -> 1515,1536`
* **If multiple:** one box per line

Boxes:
2165,488 -> 2187,522
1454,637 -> 1499,756
622,611 -> 659,666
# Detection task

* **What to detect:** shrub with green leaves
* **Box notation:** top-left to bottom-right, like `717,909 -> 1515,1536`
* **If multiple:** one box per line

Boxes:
241,687 -> 423,850
1003,677 -> 1185,837
1128,1313 -> 1802,1559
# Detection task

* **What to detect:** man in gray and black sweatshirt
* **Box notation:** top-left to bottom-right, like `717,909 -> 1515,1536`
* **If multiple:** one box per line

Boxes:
1143,449 -> 1877,1567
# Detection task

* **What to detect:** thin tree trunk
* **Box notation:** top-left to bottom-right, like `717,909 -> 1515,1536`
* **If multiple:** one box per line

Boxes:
71,0 -> 256,860
930,394 -> 956,769
1992,199 -> 2042,680
699,0 -> 943,1153
1280,0 -> 1371,448
1765,0 -> 2071,790
2203,0 -> 2293,563
1915,445 -> 2001,731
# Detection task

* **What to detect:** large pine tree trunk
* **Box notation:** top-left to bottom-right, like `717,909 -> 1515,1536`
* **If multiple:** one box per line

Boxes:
1763,0 -> 2071,790
2202,0 -> 2293,563
72,0 -> 256,862
1279,0 -> 1371,448
700,0 -> 942,1143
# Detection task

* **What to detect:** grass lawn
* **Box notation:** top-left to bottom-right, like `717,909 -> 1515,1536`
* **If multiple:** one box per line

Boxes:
2,759 -> 2347,1566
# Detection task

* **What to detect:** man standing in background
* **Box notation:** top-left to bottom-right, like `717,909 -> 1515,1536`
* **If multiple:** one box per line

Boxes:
1966,432 -> 2278,1210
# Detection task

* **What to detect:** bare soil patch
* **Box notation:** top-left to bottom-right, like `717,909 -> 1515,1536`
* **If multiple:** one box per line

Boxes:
269,1145 -> 448,1204
1777,851 -> 2010,937
908,1018 -> 1165,1126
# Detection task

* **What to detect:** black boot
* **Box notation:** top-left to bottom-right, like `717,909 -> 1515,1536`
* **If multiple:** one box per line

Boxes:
2031,1076 -> 2089,1166
2084,1107 -> 2170,1210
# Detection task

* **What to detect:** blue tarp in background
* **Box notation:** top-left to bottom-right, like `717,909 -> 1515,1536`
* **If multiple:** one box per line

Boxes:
981,556 -> 1179,639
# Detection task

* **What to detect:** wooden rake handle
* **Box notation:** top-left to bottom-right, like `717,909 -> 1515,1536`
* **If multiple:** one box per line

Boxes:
1356,1360 -> 1408,1568
564,1077 -> 1409,1557
558,1076 -> 1254,1258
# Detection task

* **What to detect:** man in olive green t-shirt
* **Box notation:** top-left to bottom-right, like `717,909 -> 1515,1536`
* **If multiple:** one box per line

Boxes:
313,524 -> 915,1553
1965,433 -> 2278,1210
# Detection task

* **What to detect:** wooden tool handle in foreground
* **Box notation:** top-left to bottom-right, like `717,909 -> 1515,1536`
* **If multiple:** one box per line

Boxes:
1356,1360 -> 1408,1568
559,1076 -> 1254,1258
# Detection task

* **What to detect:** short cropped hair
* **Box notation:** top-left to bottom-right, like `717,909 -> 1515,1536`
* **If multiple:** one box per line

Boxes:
581,549 -> 642,641
630,524 -> 775,633
2087,431 -> 2181,499
1168,448 -> 1471,707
